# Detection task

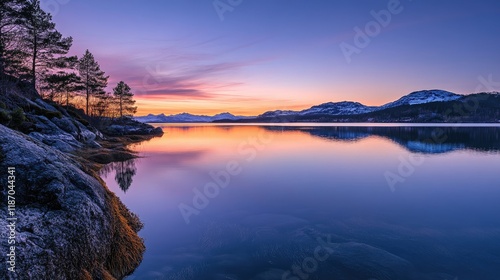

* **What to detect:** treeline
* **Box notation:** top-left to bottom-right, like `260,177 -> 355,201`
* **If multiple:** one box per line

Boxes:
0,0 -> 136,118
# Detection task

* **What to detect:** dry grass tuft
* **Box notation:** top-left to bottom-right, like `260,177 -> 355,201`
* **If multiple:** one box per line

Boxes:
104,189 -> 145,278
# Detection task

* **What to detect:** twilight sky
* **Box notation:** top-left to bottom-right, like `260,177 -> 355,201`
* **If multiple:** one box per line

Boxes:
49,0 -> 500,116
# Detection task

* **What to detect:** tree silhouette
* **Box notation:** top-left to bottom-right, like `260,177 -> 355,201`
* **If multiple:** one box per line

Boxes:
0,0 -> 27,81
42,72 -> 83,106
113,81 -> 137,118
18,0 -> 72,88
114,159 -> 137,193
78,50 -> 108,115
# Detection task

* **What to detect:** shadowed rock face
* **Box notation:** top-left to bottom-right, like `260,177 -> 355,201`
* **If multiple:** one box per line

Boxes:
0,125 -> 144,280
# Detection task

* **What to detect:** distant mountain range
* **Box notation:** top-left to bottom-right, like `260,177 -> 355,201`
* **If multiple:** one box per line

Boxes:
135,90 -> 500,123
135,112 -> 252,123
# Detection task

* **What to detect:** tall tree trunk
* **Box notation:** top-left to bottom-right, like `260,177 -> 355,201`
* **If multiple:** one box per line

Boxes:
85,72 -> 89,115
31,56 -> 36,86
86,89 -> 89,116
0,12 -> 7,81
32,32 -> 37,88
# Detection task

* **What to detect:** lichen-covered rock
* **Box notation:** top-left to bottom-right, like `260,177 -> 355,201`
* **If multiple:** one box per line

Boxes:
103,118 -> 163,136
0,125 -> 144,280
32,98 -> 59,112
27,110 -> 104,152
28,115 -> 83,152
50,114 -> 101,147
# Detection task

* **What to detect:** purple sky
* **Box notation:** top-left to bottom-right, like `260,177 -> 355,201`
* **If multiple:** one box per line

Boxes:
48,0 -> 500,115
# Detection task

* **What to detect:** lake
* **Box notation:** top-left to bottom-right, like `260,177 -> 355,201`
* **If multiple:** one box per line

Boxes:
101,124 -> 500,280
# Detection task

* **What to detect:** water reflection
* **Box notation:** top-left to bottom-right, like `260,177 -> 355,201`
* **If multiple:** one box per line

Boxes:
101,125 -> 500,279
100,159 -> 137,192
265,126 -> 500,154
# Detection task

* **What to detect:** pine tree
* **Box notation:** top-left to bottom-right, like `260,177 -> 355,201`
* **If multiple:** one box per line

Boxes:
18,0 -> 72,88
0,0 -> 17,76
0,0 -> 28,81
78,50 -> 108,116
93,92 -> 113,118
113,81 -> 137,118
42,72 -> 82,107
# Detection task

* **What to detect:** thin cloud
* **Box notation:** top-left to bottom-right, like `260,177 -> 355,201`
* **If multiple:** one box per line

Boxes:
140,88 -> 215,99
90,37 -> 276,103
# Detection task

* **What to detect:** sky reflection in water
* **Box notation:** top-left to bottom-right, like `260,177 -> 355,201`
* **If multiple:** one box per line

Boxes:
102,125 -> 500,280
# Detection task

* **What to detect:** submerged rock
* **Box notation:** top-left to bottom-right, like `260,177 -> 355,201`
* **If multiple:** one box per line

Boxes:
0,125 -> 144,279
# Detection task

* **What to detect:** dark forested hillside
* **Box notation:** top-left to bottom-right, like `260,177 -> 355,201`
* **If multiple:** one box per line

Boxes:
227,93 -> 500,123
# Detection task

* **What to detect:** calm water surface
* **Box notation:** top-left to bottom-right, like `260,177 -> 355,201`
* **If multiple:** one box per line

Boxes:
101,124 -> 500,280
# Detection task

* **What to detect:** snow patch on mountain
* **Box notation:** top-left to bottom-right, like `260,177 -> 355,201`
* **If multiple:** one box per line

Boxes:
381,90 -> 462,109
259,101 -> 377,118
135,112 -> 248,123
259,110 -> 299,118
299,101 -> 377,116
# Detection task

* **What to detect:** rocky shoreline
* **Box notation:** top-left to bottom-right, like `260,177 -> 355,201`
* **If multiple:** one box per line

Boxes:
0,84 -> 162,279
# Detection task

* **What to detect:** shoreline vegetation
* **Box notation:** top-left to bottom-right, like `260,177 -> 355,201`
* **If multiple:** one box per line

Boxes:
0,78 -> 163,279
0,1 -> 164,278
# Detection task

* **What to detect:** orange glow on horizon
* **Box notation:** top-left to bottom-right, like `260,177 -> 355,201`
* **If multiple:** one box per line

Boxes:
134,93 -> 399,116
131,124 -> 405,157
134,96 -> 315,116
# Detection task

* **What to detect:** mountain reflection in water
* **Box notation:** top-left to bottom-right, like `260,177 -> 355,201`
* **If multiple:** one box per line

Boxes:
101,124 -> 500,280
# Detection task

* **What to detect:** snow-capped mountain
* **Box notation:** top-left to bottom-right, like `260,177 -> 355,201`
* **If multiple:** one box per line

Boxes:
381,90 -> 462,109
259,110 -> 299,118
135,89 -> 478,123
135,112 -> 247,123
259,102 -> 377,118
299,101 -> 377,115
259,90 -> 463,118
